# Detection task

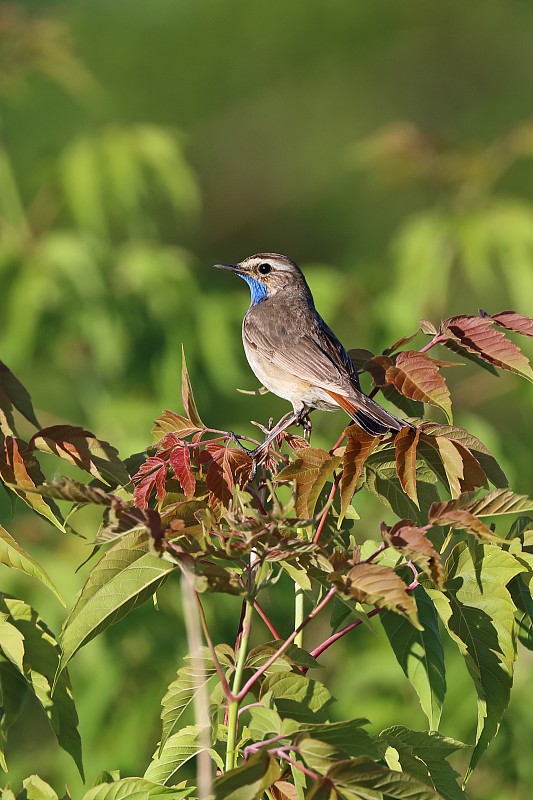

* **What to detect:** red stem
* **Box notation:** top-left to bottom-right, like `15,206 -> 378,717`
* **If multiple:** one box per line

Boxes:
310,606 -> 383,661
419,334 -> 446,353
193,588 -> 234,702
254,600 -> 282,640
235,586 -> 337,702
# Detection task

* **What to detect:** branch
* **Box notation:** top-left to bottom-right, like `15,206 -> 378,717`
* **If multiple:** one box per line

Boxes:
254,600 -> 282,640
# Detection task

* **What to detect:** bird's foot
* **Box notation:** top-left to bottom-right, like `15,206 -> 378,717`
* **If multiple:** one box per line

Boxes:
297,411 -> 313,441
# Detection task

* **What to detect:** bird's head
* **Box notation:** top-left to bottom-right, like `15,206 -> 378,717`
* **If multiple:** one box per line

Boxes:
214,253 -> 312,306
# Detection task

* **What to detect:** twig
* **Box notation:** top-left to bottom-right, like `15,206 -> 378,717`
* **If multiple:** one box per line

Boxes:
419,334 -> 446,353
254,600 -> 282,640
235,586 -> 337,703
313,471 -> 341,544
192,587 -> 234,702
310,607 -> 383,661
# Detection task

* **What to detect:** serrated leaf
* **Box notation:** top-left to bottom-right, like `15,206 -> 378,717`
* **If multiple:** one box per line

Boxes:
60,531 -> 176,670
181,348 -> 205,428
491,310 -> 533,337
339,428 -> 379,524
324,756 -> 442,799
0,595 -> 83,778
19,775 -> 60,800
277,449 -> 341,518
420,319 -> 438,335
381,587 -> 446,729
441,336 -> 499,375
338,562 -> 421,628
428,543 -> 524,779
261,672 -> 333,723
463,488 -> 533,517
378,726 -> 467,800
29,426 -> 130,487
212,749 -> 282,800
443,315 -> 533,382
386,350 -> 453,422
394,427 -> 421,508
169,445 -> 196,497
0,360 -> 41,429
381,522 -> 443,586
0,525 -> 64,604
145,724 -> 221,783
428,500 -> 496,542
30,477 -> 115,506
0,437 -> 65,531
420,424 -> 507,488
152,409 -> 203,443
296,720 -> 379,760
81,778 -> 192,800
246,642 -> 320,671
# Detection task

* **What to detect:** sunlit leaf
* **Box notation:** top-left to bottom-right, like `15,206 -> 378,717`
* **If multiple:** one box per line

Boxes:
261,672 -> 333,723
81,778 -> 192,800
381,521 -> 443,586
463,488 -> 533,517
18,775 -> 59,800
421,424 -> 507,488
0,524 -> 64,604
277,448 -> 341,518
428,500 -> 496,542
490,310 -> 533,337
152,410 -> 203,443
60,531 -> 177,670
381,588 -> 446,729
145,724 -> 221,784
181,347 -> 205,428
29,426 -> 130,487
0,437 -> 65,531
338,427 -> 379,525
335,562 -> 421,628
133,457 -> 167,508
428,543 -> 524,779
169,445 -> 196,498
394,426 -> 421,508
386,350 -> 453,422
442,315 -> 533,382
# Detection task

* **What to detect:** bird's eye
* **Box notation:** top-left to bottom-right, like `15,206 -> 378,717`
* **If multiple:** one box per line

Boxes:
258,263 -> 272,275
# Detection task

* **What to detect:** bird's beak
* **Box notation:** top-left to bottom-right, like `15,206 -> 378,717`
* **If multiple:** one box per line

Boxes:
214,262 -> 241,273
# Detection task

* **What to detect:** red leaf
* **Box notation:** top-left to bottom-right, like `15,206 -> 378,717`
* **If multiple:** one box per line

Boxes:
205,445 -> 234,507
339,427 -> 379,523
443,315 -> 533,382
491,311 -> 533,338
169,445 -> 196,497
394,426 -> 421,508
132,457 -> 167,508
385,350 -> 453,422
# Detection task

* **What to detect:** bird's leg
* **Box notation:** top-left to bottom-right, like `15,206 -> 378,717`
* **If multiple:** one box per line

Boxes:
298,410 -> 313,442
252,411 -> 298,457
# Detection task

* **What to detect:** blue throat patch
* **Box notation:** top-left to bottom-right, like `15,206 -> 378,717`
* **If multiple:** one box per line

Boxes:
239,273 -> 268,306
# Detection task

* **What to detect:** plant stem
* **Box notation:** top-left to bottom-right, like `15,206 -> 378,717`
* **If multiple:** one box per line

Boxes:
254,600 -> 282,640
225,597 -> 254,771
294,584 -> 305,648
419,334 -> 446,353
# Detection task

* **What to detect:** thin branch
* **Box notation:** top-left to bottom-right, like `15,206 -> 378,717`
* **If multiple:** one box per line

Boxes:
310,606 -> 383,661
275,751 -> 323,783
254,600 -> 282,640
313,471 -> 341,544
192,585 -> 234,702
419,334 -> 446,353
235,586 -> 337,703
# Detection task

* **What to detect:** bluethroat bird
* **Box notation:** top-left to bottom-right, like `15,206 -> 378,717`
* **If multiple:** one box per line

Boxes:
215,253 -> 412,456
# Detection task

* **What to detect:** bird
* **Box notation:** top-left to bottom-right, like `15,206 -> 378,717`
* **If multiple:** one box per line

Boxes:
214,253 -> 413,455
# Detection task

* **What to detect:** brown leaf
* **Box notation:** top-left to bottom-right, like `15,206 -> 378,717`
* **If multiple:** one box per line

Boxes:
29,425 -> 130,487
339,427 -> 379,523
449,440 -> 488,492
181,347 -> 205,428
0,436 -> 64,530
421,423 -> 507,488
152,409 -> 203,442
169,445 -> 196,498
394,426 -> 421,508
419,319 -> 438,335
383,327 -> 421,355
203,443 -> 252,507
428,498 -> 497,542
443,315 -> 533,382
463,488 -> 533,517
491,311 -> 533,338
381,520 -> 443,587
277,447 -> 341,518
385,350 -> 453,422
338,562 -> 421,628
364,355 -> 393,387
271,781 -> 299,800
0,385 -> 17,438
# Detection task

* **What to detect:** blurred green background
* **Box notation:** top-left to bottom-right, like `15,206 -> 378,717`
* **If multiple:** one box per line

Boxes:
1,1 -> 533,797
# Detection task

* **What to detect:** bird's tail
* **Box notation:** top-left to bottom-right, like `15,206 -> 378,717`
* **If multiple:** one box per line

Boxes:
325,389 -> 413,436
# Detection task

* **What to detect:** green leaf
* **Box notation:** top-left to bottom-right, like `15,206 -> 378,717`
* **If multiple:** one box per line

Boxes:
463,488 -> 533,517
381,587 -> 446,729
160,645 -> 232,750
144,724 -> 222,784
0,614 -> 25,671
0,595 -> 83,778
60,531 -> 177,671
246,642 -> 320,671
181,347 -> 205,428
381,522 -> 443,586
261,672 -> 333,723
212,750 -> 282,800
19,775 -> 60,800
81,778 -> 192,800
379,726 -> 468,800
0,657 -> 27,771
427,543 -> 524,779
0,360 -> 41,429
0,524 -> 64,604
323,756 -> 443,799
277,448 -> 341,518
296,720 -> 380,760
420,424 -> 507,488
152,410 -> 203,443
364,450 -> 440,523
29,426 -> 130,487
